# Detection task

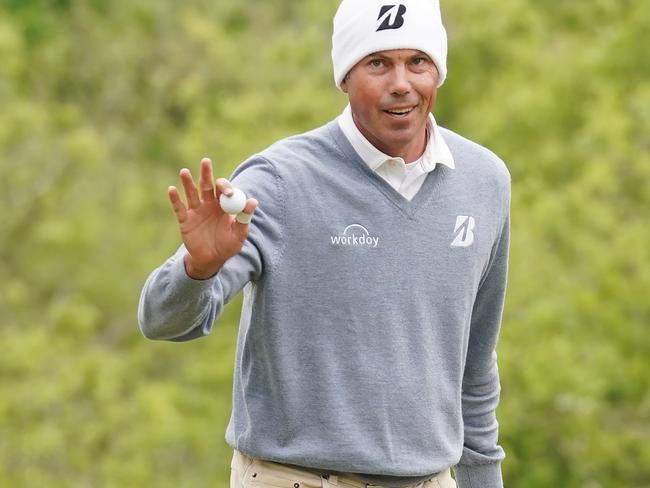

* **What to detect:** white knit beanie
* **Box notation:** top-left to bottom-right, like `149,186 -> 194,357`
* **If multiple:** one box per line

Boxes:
332,0 -> 447,89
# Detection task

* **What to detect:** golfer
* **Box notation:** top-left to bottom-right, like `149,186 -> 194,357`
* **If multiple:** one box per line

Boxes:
139,0 -> 510,487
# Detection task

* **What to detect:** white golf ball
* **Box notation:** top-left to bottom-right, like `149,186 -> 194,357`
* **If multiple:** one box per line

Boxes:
219,188 -> 247,214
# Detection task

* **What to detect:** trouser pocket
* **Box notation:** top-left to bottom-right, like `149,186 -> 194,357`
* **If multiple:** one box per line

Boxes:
232,450 -> 321,488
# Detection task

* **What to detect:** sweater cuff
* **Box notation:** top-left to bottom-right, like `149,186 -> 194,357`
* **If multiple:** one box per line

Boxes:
170,250 -> 218,291
453,462 -> 503,488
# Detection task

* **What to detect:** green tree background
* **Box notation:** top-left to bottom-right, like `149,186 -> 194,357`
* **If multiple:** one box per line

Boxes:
1,0 -> 648,486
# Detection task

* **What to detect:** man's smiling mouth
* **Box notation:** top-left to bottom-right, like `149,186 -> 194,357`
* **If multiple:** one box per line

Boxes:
384,106 -> 415,117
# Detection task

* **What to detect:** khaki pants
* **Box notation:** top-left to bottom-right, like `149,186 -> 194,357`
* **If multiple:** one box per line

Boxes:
230,450 -> 457,488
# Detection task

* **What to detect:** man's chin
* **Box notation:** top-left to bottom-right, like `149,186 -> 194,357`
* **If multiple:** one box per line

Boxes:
375,137 -> 415,155
383,128 -> 419,145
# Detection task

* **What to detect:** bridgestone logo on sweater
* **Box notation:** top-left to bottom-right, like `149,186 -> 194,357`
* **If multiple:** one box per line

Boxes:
450,215 -> 476,248
330,224 -> 380,248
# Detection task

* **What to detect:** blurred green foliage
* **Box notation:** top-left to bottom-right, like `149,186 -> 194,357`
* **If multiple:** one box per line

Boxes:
0,0 -> 648,486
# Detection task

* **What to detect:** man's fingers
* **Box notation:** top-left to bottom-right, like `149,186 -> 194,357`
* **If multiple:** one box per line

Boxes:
167,186 -> 187,223
179,168 -> 201,210
215,177 -> 234,199
234,198 -> 258,232
199,158 -> 216,202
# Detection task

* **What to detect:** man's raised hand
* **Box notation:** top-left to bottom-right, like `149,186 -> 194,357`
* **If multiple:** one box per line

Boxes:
167,158 -> 258,279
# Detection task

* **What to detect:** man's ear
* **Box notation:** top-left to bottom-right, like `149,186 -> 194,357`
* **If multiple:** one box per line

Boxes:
340,74 -> 350,93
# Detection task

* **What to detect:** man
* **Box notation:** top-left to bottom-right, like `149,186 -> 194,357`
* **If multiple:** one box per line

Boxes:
138,0 -> 510,487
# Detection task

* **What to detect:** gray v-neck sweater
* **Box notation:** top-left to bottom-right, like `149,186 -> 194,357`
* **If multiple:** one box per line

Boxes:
138,121 -> 510,488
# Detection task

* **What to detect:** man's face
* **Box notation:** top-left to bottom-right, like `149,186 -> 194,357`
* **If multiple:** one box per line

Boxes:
341,49 -> 439,161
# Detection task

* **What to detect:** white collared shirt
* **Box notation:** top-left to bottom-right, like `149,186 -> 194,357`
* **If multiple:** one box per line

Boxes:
337,104 -> 455,201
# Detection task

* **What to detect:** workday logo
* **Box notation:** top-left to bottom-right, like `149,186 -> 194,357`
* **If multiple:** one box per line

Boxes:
330,224 -> 380,248
376,4 -> 407,31
450,216 -> 475,248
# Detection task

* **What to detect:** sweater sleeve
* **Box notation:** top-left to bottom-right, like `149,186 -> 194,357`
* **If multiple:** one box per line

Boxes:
137,156 -> 285,341
453,209 -> 510,488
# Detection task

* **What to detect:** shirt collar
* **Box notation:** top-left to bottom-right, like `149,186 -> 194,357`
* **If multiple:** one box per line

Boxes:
337,104 -> 455,172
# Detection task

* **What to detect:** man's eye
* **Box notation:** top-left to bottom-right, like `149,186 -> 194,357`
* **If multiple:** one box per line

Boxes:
413,57 -> 426,65
369,59 -> 383,67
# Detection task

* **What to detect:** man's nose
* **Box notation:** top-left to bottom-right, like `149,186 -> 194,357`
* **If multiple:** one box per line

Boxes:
389,65 -> 411,95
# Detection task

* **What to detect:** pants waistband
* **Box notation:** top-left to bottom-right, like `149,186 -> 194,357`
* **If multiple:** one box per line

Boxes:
232,449 -> 448,488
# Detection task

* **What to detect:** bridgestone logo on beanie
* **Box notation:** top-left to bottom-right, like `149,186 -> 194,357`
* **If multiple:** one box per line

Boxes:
376,4 -> 407,31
